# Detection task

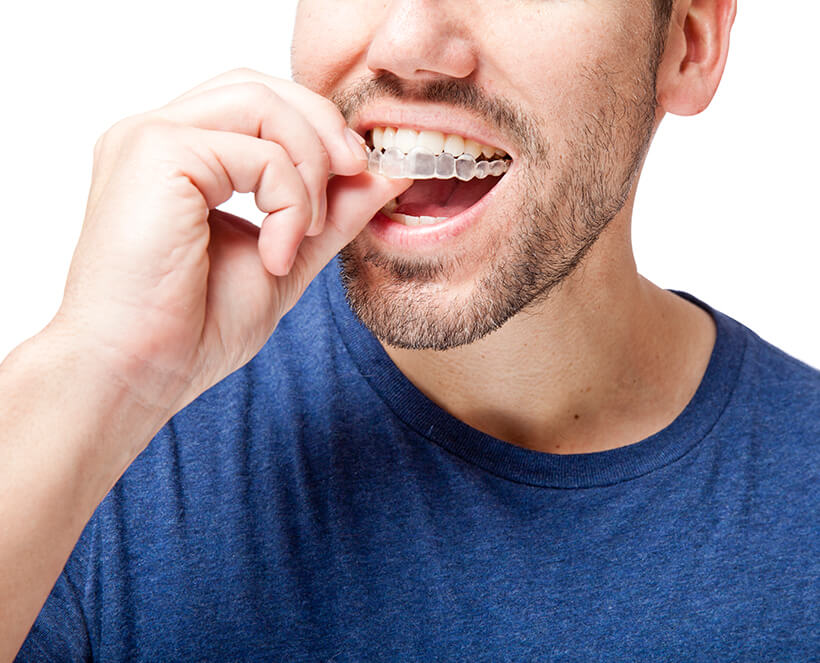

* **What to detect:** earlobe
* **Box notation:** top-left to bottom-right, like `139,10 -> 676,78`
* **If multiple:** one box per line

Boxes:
656,0 -> 737,117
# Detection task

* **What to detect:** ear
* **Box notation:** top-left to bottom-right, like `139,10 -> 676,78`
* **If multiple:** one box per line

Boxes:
655,0 -> 737,116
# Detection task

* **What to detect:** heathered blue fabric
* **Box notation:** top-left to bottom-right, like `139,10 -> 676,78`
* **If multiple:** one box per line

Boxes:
18,258 -> 820,662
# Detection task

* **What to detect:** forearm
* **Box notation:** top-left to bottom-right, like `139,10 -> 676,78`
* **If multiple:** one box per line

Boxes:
0,327 -> 171,660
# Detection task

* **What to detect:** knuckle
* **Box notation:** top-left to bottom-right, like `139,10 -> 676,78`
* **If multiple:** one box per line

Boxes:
315,142 -> 332,172
264,140 -> 289,164
303,163 -> 329,201
225,68 -> 286,89
282,181 -> 313,226
238,81 -> 279,105
296,188 -> 313,223
92,132 -> 107,161
106,117 -> 177,160
228,66 -> 263,79
94,116 -> 138,158
128,121 -> 172,149
104,115 -> 144,142
299,144 -> 331,185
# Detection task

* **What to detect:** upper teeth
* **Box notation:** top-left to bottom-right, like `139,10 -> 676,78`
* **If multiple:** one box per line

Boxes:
369,127 -> 508,160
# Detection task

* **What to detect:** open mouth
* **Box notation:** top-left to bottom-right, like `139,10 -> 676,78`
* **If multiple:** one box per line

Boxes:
364,126 -> 514,227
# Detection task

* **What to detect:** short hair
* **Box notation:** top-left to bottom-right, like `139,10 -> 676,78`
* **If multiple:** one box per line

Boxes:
652,0 -> 675,59
654,0 -> 675,24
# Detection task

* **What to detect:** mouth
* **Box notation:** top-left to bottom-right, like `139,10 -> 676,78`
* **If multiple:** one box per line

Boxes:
362,125 -> 514,229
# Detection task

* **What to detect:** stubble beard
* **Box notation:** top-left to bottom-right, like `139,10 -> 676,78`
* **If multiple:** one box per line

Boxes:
336,57 -> 661,352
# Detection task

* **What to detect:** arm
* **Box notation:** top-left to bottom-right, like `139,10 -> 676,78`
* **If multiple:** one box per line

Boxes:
1,68 -> 410,660
0,327 -> 168,661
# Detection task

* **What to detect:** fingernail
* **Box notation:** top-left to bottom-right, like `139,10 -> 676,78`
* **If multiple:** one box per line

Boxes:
345,127 -> 369,162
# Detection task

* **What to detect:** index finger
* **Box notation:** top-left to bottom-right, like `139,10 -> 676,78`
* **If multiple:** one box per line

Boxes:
154,82 -> 343,235
169,68 -> 366,177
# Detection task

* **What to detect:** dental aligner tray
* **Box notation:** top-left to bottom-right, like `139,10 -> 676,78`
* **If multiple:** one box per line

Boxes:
367,146 -> 511,181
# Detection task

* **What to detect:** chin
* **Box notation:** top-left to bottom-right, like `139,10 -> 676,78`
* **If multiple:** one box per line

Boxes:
338,222 -> 557,351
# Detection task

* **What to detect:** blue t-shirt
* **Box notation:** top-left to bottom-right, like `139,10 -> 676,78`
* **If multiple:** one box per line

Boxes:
18,259 -> 820,662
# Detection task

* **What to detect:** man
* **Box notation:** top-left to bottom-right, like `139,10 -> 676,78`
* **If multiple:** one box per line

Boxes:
2,0 -> 817,659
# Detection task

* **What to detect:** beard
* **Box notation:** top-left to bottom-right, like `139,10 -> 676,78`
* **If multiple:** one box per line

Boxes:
332,56 -> 661,351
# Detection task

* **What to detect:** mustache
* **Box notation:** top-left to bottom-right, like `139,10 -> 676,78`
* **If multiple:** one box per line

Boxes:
329,71 -> 540,163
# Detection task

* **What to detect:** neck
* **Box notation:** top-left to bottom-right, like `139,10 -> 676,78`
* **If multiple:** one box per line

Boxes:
381,206 -> 716,455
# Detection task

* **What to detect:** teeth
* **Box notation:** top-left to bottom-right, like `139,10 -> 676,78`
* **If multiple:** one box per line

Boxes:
382,127 -> 397,149
489,160 -> 507,177
366,126 -> 507,161
406,147 -> 437,179
383,210 -> 450,226
443,134 -> 465,157
455,154 -> 476,181
435,152 -> 456,179
367,147 -> 382,176
463,139 -> 483,159
372,127 -> 384,152
380,147 -> 406,178
417,130 -> 445,155
395,128 -> 417,153
367,146 -> 511,181
370,126 -> 514,225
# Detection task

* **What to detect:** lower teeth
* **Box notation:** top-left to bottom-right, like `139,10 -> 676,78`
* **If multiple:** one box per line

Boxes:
367,146 -> 510,181
383,211 -> 449,226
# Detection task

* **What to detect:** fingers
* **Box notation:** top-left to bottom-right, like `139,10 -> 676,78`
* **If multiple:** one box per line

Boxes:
288,174 -> 413,286
154,72 -> 369,235
152,126 -> 313,275
172,127 -> 311,218
101,120 -> 394,283
187,124 -> 410,278
163,125 -> 402,280
101,69 -> 397,285
153,84 -> 342,236
171,69 -> 361,172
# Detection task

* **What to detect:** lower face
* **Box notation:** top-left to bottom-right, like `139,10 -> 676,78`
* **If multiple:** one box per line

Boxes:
292,1 -> 664,350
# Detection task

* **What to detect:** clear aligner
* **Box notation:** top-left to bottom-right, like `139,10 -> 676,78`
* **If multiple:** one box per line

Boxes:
366,146 -> 510,180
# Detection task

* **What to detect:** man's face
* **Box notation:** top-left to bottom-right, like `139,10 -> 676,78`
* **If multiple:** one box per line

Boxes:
292,0 -> 664,350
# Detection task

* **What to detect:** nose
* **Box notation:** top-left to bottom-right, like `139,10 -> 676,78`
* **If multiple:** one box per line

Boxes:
366,0 -> 478,81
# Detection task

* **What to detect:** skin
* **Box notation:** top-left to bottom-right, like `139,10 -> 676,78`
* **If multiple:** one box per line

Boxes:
292,0 -> 735,452
0,0 -> 735,656
0,71 -> 410,659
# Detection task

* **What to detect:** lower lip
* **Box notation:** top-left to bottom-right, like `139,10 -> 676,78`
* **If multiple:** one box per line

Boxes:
365,167 -> 513,250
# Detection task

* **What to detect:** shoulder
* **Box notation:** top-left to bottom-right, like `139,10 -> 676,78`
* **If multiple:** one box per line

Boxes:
735,324 -> 820,415
708,306 -> 820,457
674,290 -> 819,458
677,291 -> 820,422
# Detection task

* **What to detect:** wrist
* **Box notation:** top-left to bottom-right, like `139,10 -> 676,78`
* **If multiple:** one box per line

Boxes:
3,322 -> 175,476
43,313 -> 194,419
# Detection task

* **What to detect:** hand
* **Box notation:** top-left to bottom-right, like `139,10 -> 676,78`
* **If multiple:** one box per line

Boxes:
52,68 -> 409,416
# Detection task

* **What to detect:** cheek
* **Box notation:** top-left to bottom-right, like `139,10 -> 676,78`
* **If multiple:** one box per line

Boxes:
495,18 -> 648,150
292,1 -> 377,95
504,27 -> 618,108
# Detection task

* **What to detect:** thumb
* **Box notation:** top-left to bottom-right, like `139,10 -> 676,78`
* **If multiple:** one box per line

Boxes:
294,172 -> 411,283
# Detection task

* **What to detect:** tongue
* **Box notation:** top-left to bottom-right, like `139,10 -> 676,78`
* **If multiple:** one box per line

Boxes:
394,176 -> 500,217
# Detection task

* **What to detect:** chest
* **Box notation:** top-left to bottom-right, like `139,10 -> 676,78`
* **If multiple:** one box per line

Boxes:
93,484 -> 807,661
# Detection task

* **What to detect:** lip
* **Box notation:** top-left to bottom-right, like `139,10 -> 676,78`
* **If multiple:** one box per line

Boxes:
365,159 -> 517,250
352,102 -> 516,160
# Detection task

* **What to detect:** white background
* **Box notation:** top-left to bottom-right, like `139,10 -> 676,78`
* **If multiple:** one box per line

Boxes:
1,2 -> 817,367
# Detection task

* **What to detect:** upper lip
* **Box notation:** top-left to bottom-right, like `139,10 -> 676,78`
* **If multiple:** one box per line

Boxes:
351,102 -> 515,159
